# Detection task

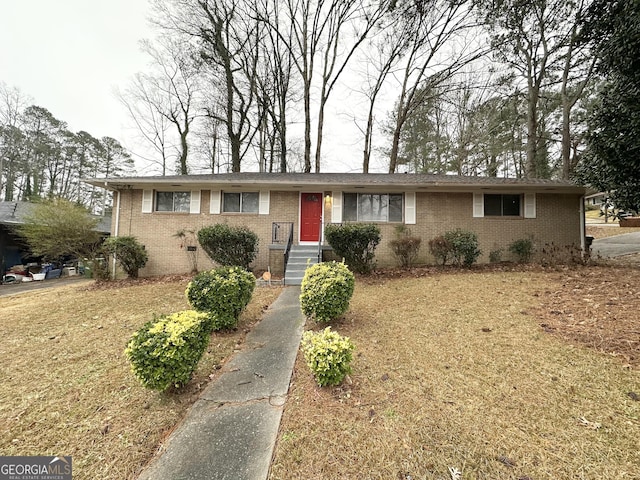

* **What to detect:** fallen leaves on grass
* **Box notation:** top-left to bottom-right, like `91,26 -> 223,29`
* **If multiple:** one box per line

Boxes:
533,266 -> 640,366
578,416 -> 602,430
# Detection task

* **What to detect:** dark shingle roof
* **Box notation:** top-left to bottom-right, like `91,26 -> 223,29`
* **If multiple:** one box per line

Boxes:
0,201 -> 111,233
0,201 -> 34,225
84,172 -> 585,194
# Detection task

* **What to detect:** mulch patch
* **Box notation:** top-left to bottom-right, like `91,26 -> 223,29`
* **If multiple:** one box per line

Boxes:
362,263 -> 640,368
530,266 -> 640,367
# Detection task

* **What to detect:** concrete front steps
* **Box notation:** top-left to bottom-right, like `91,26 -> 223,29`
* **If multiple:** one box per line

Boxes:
284,245 -> 320,286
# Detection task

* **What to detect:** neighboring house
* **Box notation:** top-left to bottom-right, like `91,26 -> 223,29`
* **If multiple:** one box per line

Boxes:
0,201 -> 111,274
84,173 -> 587,279
585,192 -> 609,208
0,202 -> 34,271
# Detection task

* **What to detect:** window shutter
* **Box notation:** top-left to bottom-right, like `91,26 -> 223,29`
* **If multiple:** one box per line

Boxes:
142,190 -> 153,213
331,191 -> 342,223
404,192 -> 416,224
524,193 -> 536,218
210,190 -> 221,214
190,190 -> 201,214
259,190 -> 270,215
473,193 -> 484,217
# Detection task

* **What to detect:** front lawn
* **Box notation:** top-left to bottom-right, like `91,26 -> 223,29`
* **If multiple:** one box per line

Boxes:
270,267 -> 640,479
0,277 -> 281,479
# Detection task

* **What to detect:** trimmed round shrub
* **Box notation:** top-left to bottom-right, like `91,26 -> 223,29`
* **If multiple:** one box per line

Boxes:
324,223 -> 381,274
197,224 -> 258,270
301,327 -> 355,387
102,235 -> 148,278
300,261 -> 355,323
124,310 -> 210,391
185,266 -> 256,330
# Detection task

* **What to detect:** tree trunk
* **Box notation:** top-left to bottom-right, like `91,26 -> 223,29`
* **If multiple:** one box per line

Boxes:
314,96 -> 327,173
279,122 -> 287,173
179,128 -> 189,175
303,78 -> 312,173
362,107 -> 374,173
525,85 -> 539,178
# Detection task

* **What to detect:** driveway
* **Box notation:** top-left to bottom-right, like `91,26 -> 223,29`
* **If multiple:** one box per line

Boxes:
0,276 -> 91,297
591,231 -> 640,258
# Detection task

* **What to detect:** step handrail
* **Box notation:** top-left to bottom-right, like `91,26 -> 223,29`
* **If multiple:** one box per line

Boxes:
283,223 -> 294,283
317,214 -> 323,264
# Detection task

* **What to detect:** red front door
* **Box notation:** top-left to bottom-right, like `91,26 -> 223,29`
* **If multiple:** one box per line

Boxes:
300,192 -> 323,242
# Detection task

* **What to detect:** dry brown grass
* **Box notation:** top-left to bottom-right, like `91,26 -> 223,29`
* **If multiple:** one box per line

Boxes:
270,269 -> 640,480
0,277 -> 281,480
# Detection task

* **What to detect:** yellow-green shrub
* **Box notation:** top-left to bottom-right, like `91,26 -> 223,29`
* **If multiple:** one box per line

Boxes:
300,261 -> 355,323
185,266 -> 256,330
301,327 -> 355,387
125,310 -> 210,391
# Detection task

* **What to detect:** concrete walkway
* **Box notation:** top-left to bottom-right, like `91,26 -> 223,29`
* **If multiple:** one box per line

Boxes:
137,286 -> 305,480
592,231 -> 640,258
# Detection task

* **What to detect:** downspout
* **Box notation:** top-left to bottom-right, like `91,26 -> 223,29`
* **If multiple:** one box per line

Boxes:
112,187 -> 121,279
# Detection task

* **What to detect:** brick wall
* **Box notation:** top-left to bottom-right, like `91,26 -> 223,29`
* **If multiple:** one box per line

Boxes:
375,192 -> 583,266
115,190 -> 300,277
114,189 -> 582,276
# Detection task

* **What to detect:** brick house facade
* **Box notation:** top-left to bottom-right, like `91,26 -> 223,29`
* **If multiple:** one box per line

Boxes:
85,173 -> 586,277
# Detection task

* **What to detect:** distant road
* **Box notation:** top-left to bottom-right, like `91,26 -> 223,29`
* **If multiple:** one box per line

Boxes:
591,231 -> 640,258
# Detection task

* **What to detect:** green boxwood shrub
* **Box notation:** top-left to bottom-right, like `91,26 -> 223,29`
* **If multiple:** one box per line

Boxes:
197,224 -> 258,270
124,310 -> 210,391
324,223 -> 380,274
300,261 -> 355,323
444,229 -> 481,267
102,236 -> 148,278
185,266 -> 256,330
301,327 -> 355,387
508,238 -> 534,263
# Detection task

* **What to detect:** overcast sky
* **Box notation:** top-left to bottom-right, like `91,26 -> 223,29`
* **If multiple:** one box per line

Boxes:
0,1 -> 386,174
0,1 -> 153,150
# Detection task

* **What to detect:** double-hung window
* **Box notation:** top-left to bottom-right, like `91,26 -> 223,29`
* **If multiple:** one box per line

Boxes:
222,192 -> 259,213
343,193 -> 403,222
484,194 -> 521,217
156,191 -> 191,212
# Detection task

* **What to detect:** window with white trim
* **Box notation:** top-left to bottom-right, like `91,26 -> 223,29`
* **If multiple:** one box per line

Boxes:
222,192 -> 259,213
484,194 -> 521,216
156,191 -> 190,212
343,193 -> 403,222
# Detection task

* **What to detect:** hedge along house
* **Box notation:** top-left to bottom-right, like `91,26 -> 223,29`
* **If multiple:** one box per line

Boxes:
84,173 -> 586,282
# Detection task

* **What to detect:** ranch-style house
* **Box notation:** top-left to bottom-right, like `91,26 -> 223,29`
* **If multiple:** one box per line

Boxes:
85,173 -> 587,283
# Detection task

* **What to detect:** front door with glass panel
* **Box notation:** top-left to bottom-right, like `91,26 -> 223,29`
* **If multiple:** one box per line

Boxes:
300,193 -> 322,242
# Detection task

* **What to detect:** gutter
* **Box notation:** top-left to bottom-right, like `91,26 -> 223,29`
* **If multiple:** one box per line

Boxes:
112,187 -> 121,279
